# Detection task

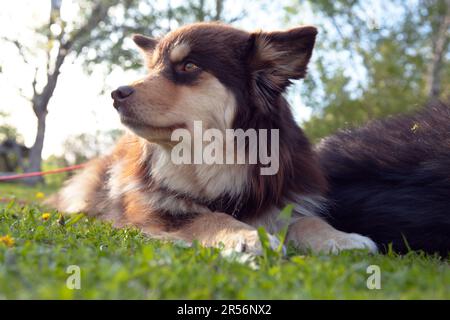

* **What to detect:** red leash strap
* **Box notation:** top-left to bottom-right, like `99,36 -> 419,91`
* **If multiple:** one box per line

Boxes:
0,164 -> 85,182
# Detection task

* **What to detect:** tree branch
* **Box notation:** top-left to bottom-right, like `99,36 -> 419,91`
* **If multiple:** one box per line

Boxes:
32,1 -> 120,117
1,37 -> 32,65
62,1 -> 119,52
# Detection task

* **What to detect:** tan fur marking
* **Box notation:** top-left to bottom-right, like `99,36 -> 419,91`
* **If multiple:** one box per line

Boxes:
169,43 -> 191,63
122,70 -> 236,145
123,191 -> 152,225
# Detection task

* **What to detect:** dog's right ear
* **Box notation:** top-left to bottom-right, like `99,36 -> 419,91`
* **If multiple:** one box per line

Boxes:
132,34 -> 157,52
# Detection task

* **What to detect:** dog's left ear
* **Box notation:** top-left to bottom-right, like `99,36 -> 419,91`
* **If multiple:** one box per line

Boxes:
247,26 -> 317,108
132,34 -> 157,52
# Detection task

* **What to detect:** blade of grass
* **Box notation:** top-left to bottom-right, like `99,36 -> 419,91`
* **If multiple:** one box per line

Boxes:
65,213 -> 85,226
276,204 -> 293,253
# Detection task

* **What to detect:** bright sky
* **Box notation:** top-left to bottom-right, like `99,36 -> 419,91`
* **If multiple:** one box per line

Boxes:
0,0 -> 315,158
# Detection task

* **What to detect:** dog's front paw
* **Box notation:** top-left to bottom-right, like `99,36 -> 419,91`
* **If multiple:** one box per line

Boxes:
220,230 -> 284,255
312,232 -> 378,254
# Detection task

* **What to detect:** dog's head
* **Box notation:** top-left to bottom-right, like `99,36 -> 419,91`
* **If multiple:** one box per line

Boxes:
111,22 -> 317,143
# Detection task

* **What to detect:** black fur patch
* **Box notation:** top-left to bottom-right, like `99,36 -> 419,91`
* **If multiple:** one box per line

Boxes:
318,102 -> 450,257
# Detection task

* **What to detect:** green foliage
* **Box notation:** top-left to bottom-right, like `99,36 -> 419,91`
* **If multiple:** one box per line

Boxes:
289,0 -> 450,141
78,0 -> 238,73
0,126 -> 23,146
41,129 -> 123,187
0,184 -> 449,299
61,129 -> 123,165
0,121 -> 26,172
41,155 -> 71,187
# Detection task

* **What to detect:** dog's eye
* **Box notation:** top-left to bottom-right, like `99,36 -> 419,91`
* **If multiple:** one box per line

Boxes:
180,61 -> 199,73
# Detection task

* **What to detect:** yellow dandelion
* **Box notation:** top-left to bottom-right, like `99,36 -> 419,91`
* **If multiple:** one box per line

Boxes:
0,235 -> 15,247
41,213 -> 51,221
35,192 -> 45,199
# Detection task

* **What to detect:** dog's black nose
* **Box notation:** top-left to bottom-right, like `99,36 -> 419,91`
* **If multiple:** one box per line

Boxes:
111,86 -> 135,102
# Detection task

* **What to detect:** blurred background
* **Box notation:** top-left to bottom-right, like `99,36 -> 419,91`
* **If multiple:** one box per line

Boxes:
0,0 -> 449,186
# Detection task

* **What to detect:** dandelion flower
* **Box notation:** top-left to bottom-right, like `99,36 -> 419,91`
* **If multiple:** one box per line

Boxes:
41,213 -> 51,221
0,235 -> 15,247
35,192 -> 45,199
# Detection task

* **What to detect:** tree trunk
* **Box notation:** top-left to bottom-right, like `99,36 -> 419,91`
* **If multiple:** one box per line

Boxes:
214,0 -> 223,20
24,47 -> 66,185
25,113 -> 47,184
21,1 -> 116,185
426,0 -> 450,102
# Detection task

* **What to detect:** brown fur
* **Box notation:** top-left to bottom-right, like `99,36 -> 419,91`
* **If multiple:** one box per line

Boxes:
48,22 -> 377,254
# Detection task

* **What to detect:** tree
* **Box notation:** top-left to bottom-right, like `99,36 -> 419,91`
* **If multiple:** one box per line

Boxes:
3,0 -> 124,183
425,0 -> 450,101
62,129 -> 123,165
3,0 -> 234,184
81,0 -> 235,74
286,0 -> 450,141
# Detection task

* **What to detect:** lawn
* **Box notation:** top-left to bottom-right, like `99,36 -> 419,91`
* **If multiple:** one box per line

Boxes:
0,183 -> 449,299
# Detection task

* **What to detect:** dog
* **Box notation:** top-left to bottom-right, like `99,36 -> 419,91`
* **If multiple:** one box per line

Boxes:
318,102 -> 450,257
47,22 -> 378,255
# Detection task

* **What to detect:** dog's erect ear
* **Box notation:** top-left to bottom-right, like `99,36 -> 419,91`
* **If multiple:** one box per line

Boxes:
132,34 -> 157,51
247,26 -> 317,110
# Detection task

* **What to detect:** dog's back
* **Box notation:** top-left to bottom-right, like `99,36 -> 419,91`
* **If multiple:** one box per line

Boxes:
318,102 -> 450,256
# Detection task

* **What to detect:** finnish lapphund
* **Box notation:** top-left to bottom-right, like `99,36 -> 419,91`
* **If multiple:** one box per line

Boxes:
48,22 -> 449,257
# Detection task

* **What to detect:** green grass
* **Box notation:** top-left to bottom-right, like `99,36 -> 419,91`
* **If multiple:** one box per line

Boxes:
0,183 -> 449,299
